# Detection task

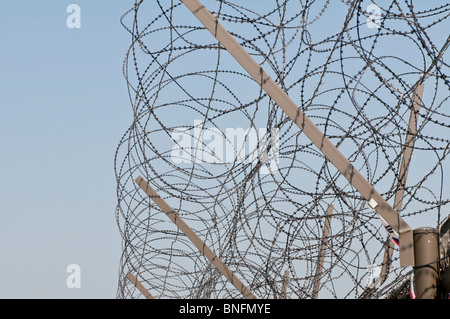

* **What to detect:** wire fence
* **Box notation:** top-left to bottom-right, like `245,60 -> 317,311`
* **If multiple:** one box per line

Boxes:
115,0 -> 450,299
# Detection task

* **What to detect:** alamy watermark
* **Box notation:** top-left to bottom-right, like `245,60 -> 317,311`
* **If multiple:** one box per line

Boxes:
366,4 -> 381,29
171,121 -> 280,174
366,264 -> 382,289
66,264 -> 81,289
66,4 -> 81,29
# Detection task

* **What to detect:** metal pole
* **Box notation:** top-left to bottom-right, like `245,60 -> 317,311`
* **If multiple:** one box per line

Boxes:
413,227 -> 439,299
180,0 -> 414,266
312,204 -> 333,299
377,82 -> 425,289
135,176 -> 257,299
127,273 -> 155,299
280,270 -> 289,299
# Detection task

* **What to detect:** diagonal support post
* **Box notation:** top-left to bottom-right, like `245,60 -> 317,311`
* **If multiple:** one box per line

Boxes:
127,272 -> 155,299
135,176 -> 257,299
360,82 -> 426,299
380,83 -> 425,281
180,0 -> 414,266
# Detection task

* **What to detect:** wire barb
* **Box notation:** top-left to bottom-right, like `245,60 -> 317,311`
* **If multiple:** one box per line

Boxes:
116,0 -> 450,299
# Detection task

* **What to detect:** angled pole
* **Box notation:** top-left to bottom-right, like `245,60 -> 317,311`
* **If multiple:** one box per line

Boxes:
413,227 -> 440,299
360,82 -> 426,299
393,83 -> 425,213
280,270 -> 289,299
312,204 -> 333,299
380,83 -> 425,281
127,272 -> 155,299
180,0 -> 414,266
135,176 -> 257,299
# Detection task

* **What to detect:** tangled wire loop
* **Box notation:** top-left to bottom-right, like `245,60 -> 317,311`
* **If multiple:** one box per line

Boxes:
115,0 -> 450,299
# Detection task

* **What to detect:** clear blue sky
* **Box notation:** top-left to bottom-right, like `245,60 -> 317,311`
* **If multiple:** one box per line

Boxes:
0,1 -> 448,299
0,1 -> 132,298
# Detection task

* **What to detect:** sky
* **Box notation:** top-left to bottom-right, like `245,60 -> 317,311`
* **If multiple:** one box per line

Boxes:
0,1 -> 448,299
0,1 -> 133,298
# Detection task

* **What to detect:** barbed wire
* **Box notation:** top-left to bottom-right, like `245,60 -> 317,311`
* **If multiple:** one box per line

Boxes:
115,0 -> 449,299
